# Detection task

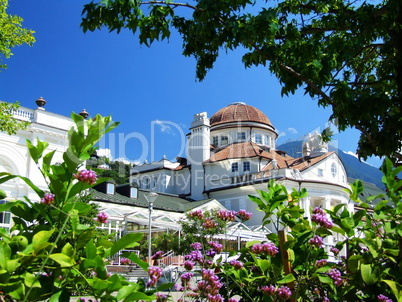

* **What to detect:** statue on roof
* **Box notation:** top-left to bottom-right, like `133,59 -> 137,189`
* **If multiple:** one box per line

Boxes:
302,131 -> 328,157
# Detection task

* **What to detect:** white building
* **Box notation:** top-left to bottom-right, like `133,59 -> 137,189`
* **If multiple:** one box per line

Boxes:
131,102 -> 351,228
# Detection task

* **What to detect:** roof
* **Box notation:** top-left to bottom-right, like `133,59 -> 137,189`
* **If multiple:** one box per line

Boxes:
205,141 -> 294,163
210,103 -> 274,128
286,152 -> 336,172
91,188 -> 214,213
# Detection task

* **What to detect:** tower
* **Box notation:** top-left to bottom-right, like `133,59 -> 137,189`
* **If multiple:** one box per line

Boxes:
187,112 -> 210,199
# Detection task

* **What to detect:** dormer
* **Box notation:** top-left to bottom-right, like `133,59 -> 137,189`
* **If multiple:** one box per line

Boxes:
93,179 -> 116,195
116,183 -> 139,199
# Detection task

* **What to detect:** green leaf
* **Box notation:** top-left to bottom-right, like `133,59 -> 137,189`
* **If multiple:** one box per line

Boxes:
110,233 -> 142,256
361,263 -> 380,285
0,241 -> 12,268
24,272 -> 41,288
127,251 -> 148,271
49,253 -> 75,267
277,273 -> 296,284
382,279 -> 402,302
33,229 -> 54,253
48,289 -> 70,302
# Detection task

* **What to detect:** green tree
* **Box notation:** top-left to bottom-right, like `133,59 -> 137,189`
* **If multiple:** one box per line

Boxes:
0,0 -> 35,70
81,0 -> 402,162
0,101 -> 30,134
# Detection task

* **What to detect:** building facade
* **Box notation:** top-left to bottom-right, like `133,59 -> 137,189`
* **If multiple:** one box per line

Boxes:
131,102 -> 351,228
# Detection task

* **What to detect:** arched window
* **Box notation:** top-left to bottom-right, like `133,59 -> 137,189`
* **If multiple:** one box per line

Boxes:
0,200 -> 11,233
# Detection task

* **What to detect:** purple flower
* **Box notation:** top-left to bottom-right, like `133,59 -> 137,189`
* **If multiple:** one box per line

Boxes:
190,242 -> 202,250
74,169 -> 97,185
96,212 -> 108,224
309,235 -> 324,248
207,294 -> 224,302
156,293 -> 168,302
251,242 -> 278,256
228,299 -> 238,302
328,268 -> 343,286
237,209 -> 252,221
188,210 -> 204,219
151,251 -> 164,260
183,260 -> 195,270
202,218 -> 218,229
41,193 -> 55,205
206,249 -> 217,257
315,259 -> 328,267
208,241 -> 223,253
147,266 -> 163,287
217,209 -> 236,222
311,208 -> 333,229
180,272 -> 194,288
377,294 -> 393,302
185,250 -> 203,262
261,285 -> 276,295
277,286 -> 292,300
120,257 -> 130,265
230,260 -> 244,270
330,247 -> 340,255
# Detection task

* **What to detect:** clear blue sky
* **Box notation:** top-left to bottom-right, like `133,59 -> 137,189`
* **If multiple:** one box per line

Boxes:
1,0 -> 382,167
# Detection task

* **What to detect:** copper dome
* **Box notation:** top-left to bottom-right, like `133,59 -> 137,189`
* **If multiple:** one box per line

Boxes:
210,102 -> 273,127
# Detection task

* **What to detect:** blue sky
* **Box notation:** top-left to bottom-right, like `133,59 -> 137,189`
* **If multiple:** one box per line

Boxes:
1,0 -> 382,167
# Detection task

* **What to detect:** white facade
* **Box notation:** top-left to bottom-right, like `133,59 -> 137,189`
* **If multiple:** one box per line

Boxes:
131,102 -> 351,229
0,103 -> 73,202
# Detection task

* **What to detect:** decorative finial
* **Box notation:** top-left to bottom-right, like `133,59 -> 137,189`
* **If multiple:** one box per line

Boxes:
79,109 -> 89,119
35,97 -> 46,109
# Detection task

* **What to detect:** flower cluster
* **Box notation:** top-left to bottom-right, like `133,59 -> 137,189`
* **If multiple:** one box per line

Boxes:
230,260 -> 244,270
202,218 -> 219,229
377,294 -> 393,302
309,235 -> 324,248
41,193 -> 55,205
197,269 -> 223,297
315,259 -> 328,268
147,266 -> 163,287
120,258 -> 131,265
330,247 -> 340,255
261,285 -> 292,300
190,242 -> 202,250
328,268 -> 343,286
156,293 -> 168,302
251,242 -> 279,256
217,209 -> 236,222
208,241 -> 223,253
151,251 -> 164,260
96,212 -> 108,224
188,210 -> 204,220
184,260 -> 195,270
185,250 -> 203,262
312,207 -> 333,229
237,209 -> 252,221
74,169 -> 97,185
180,272 -> 194,289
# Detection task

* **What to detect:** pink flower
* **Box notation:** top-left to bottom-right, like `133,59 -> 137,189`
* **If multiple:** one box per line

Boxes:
188,210 -> 204,219
251,242 -> 278,256
151,251 -> 164,260
237,209 -> 252,221
202,218 -> 218,229
261,285 -> 276,295
147,266 -> 163,287
277,286 -> 292,299
377,294 -> 393,302
96,212 -> 108,223
309,235 -> 324,248
217,209 -> 236,222
230,260 -> 244,270
41,193 -> 55,205
315,259 -> 328,267
74,169 -> 97,185
328,268 -> 343,286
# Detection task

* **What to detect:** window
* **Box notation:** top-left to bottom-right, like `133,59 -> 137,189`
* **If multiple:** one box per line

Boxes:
212,136 -> 218,146
153,176 -> 158,188
221,135 -> 228,145
231,162 -> 239,172
317,168 -> 323,177
243,161 -> 250,172
331,162 -> 337,177
0,200 -> 11,233
142,177 -> 150,189
130,187 -> 138,199
254,133 -> 262,144
237,132 -> 246,141
106,183 -> 115,194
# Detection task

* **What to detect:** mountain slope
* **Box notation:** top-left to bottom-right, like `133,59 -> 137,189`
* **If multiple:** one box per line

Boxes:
277,140 -> 384,189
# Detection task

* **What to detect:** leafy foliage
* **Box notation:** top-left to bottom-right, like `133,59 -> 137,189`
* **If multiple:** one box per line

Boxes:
0,102 -> 30,135
0,113 -> 164,301
81,0 -> 402,161
0,0 -> 35,70
86,156 -> 132,185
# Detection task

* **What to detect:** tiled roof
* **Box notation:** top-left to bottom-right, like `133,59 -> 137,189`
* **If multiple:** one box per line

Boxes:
91,188 -> 214,213
210,103 -> 274,127
287,152 -> 335,172
204,141 -> 294,163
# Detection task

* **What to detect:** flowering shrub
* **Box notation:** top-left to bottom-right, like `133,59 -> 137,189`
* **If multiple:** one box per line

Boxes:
0,113 -> 161,301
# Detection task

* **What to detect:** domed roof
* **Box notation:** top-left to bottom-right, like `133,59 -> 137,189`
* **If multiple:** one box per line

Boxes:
210,102 -> 273,128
